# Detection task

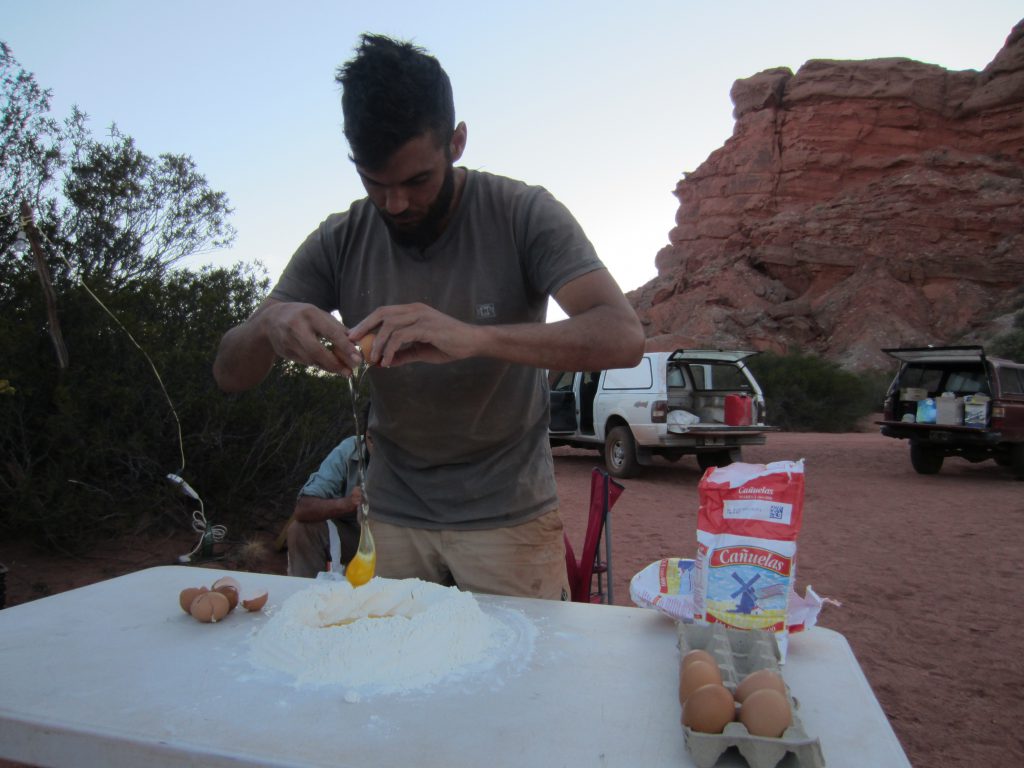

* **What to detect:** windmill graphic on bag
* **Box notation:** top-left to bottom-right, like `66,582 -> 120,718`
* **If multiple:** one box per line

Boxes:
729,572 -> 788,614
729,573 -> 761,614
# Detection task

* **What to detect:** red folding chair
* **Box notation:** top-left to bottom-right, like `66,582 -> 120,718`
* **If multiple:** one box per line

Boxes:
564,467 -> 624,603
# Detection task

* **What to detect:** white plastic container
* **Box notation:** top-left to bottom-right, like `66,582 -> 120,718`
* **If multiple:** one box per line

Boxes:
935,394 -> 964,425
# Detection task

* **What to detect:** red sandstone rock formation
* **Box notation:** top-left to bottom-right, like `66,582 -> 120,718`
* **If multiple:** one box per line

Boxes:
630,20 -> 1024,371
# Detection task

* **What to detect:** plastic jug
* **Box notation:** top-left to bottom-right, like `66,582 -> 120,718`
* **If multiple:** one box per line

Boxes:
915,398 -> 937,424
724,394 -> 752,426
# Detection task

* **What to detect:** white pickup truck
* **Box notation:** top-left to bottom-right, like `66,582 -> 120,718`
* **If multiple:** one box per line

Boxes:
548,349 -> 777,478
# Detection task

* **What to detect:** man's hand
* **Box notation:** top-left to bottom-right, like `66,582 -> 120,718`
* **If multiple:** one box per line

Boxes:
214,299 -> 364,391
344,486 -> 365,516
260,302 -> 363,374
346,269 -> 644,373
293,487 -> 363,523
348,303 -> 483,368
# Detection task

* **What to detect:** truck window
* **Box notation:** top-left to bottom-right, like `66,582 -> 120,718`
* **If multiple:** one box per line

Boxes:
549,371 -> 575,392
999,366 -> 1024,395
685,362 -> 750,392
604,358 -> 653,390
706,363 -> 750,391
945,369 -> 988,393
900,364 -> 988,395
900,366 -> 944,392
687,365 -> 707,389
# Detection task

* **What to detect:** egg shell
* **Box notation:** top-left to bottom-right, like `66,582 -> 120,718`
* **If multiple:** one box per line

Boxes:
679,659 -> 724,705
681,649 -> 718,672
179,586 -> 208,613
211,575 -> 241,593
213,584 -> 239,611
241,589 -> 269,612
190,590 -> 231,623
735,668 -> 788,703
682,683 -> 736,734
739,688 -> 792,738
357,332 -> 377,365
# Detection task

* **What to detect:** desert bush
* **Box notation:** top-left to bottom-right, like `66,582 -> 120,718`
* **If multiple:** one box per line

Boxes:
0,256 -> 360,548
0,44 -> 359,549
988,311 -> 1024,361
746,351 -> 886,432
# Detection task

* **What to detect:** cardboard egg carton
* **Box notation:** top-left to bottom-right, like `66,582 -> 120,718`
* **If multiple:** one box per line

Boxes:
677,623 -> 825,768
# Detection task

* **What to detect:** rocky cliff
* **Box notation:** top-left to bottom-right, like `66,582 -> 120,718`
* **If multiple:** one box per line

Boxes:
630,19 -> 1024,371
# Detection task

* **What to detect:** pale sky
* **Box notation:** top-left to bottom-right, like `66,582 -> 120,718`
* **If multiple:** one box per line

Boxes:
4,1 -> 1021,307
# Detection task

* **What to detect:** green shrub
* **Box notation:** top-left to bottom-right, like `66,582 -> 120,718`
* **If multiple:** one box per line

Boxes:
0,45 -> 362,549
746,351 -> 887,432
988,311 -> 1024,361
0,261 -> 362,549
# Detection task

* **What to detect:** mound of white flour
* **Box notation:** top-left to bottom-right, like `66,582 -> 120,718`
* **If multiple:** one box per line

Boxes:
248,578 -> 508,693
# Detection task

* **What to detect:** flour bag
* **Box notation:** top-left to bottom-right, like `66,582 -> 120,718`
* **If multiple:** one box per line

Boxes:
693,460 -> 805,656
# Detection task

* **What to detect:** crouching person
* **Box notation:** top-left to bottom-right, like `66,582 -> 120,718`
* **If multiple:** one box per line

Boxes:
287,434 -> 371,577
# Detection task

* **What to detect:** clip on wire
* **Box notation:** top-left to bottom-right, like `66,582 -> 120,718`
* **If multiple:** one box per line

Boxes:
167,474 -> 226,563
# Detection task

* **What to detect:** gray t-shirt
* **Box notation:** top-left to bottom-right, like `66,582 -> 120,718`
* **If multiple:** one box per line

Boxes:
270,169 -> 603,530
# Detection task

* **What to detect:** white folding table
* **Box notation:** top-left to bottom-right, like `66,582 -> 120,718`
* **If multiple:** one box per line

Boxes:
0,566 -> 909,767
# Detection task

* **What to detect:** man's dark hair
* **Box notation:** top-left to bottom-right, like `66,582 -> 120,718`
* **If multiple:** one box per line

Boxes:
336,34 -> 456,170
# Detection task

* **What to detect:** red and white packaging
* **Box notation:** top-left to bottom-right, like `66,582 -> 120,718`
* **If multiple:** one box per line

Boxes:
693,460 -> 807,658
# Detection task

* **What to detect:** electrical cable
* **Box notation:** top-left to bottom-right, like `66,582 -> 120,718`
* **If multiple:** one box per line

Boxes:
17,209 -> 225,558
21,212 -> 187,476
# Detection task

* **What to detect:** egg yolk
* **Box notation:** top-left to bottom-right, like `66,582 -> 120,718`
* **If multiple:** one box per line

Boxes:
345,550 -> 377,587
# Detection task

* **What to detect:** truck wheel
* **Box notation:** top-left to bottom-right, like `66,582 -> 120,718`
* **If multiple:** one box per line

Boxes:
697,449 -> 741,472
1011,444 -> 1024,480
910,443 -> 943,475
605,426 -> 640,478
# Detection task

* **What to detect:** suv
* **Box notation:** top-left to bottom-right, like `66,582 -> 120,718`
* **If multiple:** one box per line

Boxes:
878,345 -> 1024,477
548,349 -> 776,478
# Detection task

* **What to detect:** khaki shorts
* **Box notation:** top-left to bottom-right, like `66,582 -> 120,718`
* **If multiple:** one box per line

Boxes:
371,509 -> 570,601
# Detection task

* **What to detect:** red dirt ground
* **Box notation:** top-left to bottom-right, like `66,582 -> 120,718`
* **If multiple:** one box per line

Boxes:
3,430 -> 1023,767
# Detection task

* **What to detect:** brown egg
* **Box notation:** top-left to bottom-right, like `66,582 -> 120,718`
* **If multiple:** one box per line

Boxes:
682,683 -> 736,734
739,688 -> 792,737
190,590 -> 231,623
679,659 -> 724,705
681,649 -> 718,671
734,668 -> 788,703
179,586 -> 208,613
241,589 -> 269,612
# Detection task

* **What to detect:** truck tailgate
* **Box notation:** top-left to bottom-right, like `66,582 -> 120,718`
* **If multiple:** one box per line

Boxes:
667,424 -> 780,435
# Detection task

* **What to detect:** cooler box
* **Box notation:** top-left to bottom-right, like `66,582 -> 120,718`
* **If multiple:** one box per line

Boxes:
963,394 -> 990,427
724,394 -> 752,426
900,387 -> 928,402
935,395 -> 964,425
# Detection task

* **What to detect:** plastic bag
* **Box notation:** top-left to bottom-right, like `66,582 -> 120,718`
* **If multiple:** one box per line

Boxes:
629,558 -> 696,619
629,557 -> 831,639
667,409 -> 700,432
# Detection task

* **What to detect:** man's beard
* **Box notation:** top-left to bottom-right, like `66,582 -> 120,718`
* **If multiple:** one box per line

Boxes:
377,165 -> 456,251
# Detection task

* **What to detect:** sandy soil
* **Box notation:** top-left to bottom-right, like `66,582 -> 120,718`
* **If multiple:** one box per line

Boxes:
3,431 -> 1023,767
